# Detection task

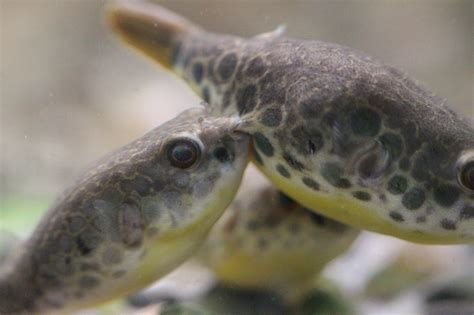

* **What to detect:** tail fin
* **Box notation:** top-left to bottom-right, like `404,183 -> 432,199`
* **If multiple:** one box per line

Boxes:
106,1 -> 203,70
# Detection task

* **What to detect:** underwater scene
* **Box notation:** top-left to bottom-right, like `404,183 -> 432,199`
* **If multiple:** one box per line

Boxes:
1,1 -> 473,314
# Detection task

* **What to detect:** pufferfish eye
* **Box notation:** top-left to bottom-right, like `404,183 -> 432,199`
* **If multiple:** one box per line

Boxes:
166,137 -> 202,169
457,151 -> 474,193
458,159 -> 474,192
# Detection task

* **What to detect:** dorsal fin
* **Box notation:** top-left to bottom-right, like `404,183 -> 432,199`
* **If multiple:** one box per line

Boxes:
254,24 -> 287,40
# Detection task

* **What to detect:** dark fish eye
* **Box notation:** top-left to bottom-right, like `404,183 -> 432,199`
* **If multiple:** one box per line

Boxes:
458,160 -> 474,192
166,138 -> 201,169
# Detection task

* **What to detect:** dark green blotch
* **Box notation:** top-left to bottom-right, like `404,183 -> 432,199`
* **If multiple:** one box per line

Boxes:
283,152 -> 305,171
402,187 -> 426,210
259,107 -> 282,127
350,107 -> 381,137
433,184 -> 460,207
379,132 -> 403,159
202,86 -> 210,103
79,275 -> 100,289
290,126 -> 324,156
236,84 -> 257,115
399,157 -> 410,171
389,211 -> 404,222
352,191 -> 371,201
302,177 -> 320,191
192,62 -> 204,84
460,206 -> 474,220
411,155 -> 432,182
387,175 -> 408,195
132,176 -> 152,197
321,162 -> 351,189
75,231 -> 101,256
246,57 -> 266,77
253,150 -> 264,165
440,218 -> 457,230
218,53 -> 238,80
276,164 -> 291,178
253,132 -> 274,157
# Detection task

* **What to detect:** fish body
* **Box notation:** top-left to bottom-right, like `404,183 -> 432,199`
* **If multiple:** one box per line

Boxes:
198,166 -> 359,303
0,107 -> 250,313
108,2 -> 474,244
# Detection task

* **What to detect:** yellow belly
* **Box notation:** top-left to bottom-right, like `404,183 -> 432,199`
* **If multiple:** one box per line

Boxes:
255,161 -> 469,245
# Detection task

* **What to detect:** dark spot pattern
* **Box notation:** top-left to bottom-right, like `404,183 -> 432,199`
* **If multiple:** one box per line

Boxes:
253,150 -> 264,165
236,84 -> 257,115
440,218 -> 457,230
213,147 -> 232,163
290,126 -> 324,155
259,107 -> 282,127
259,72 -> 286,105
79,276 -> 100,289
411,154 -> 432,182
416,216 -> 426,223
202,86 -> 210,103
399,158 -> 411,171
218,53 -> 237,80
102,247 -> 123,265
75,231 -> 101,256
68,216 -> 85,234
192,62 -> 204,84
118,202 -> 144,248
302,177 -> 320,190
389,211 -> 404,222
379,132 -> 403,159
433,185 -> 460,207
399,121 -> 421,155
350,107 -> 381,137
283,152 -> 305,171
254,132 -> 274,157
402,187 -> 426,210
387,175 -> 408,195
246,57 -> 266,77
321,162 -> 351,188
276,164 -> 290,178
352,191 -> 371,201
112,270 -> 127,279
133,176 -> 152,197
460,205 -> 474,220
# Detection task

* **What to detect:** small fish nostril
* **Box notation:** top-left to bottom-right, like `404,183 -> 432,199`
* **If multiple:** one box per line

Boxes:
214,147 -> 232,163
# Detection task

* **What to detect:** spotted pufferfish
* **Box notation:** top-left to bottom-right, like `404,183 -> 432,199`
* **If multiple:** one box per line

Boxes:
0,107 -> 250,314
108,2 -> 474,244
197,165 -> 359,304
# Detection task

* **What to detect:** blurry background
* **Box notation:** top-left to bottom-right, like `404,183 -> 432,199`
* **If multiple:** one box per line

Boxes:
1,1 -> 473,314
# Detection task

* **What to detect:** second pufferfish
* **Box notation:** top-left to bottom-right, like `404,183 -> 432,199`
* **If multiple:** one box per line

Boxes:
197,165 -> 360,304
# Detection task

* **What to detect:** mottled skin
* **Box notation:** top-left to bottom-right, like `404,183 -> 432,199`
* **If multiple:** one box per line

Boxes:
108,3 -> 474,244
0,107 -> 250,314
198,166 -> 359,303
